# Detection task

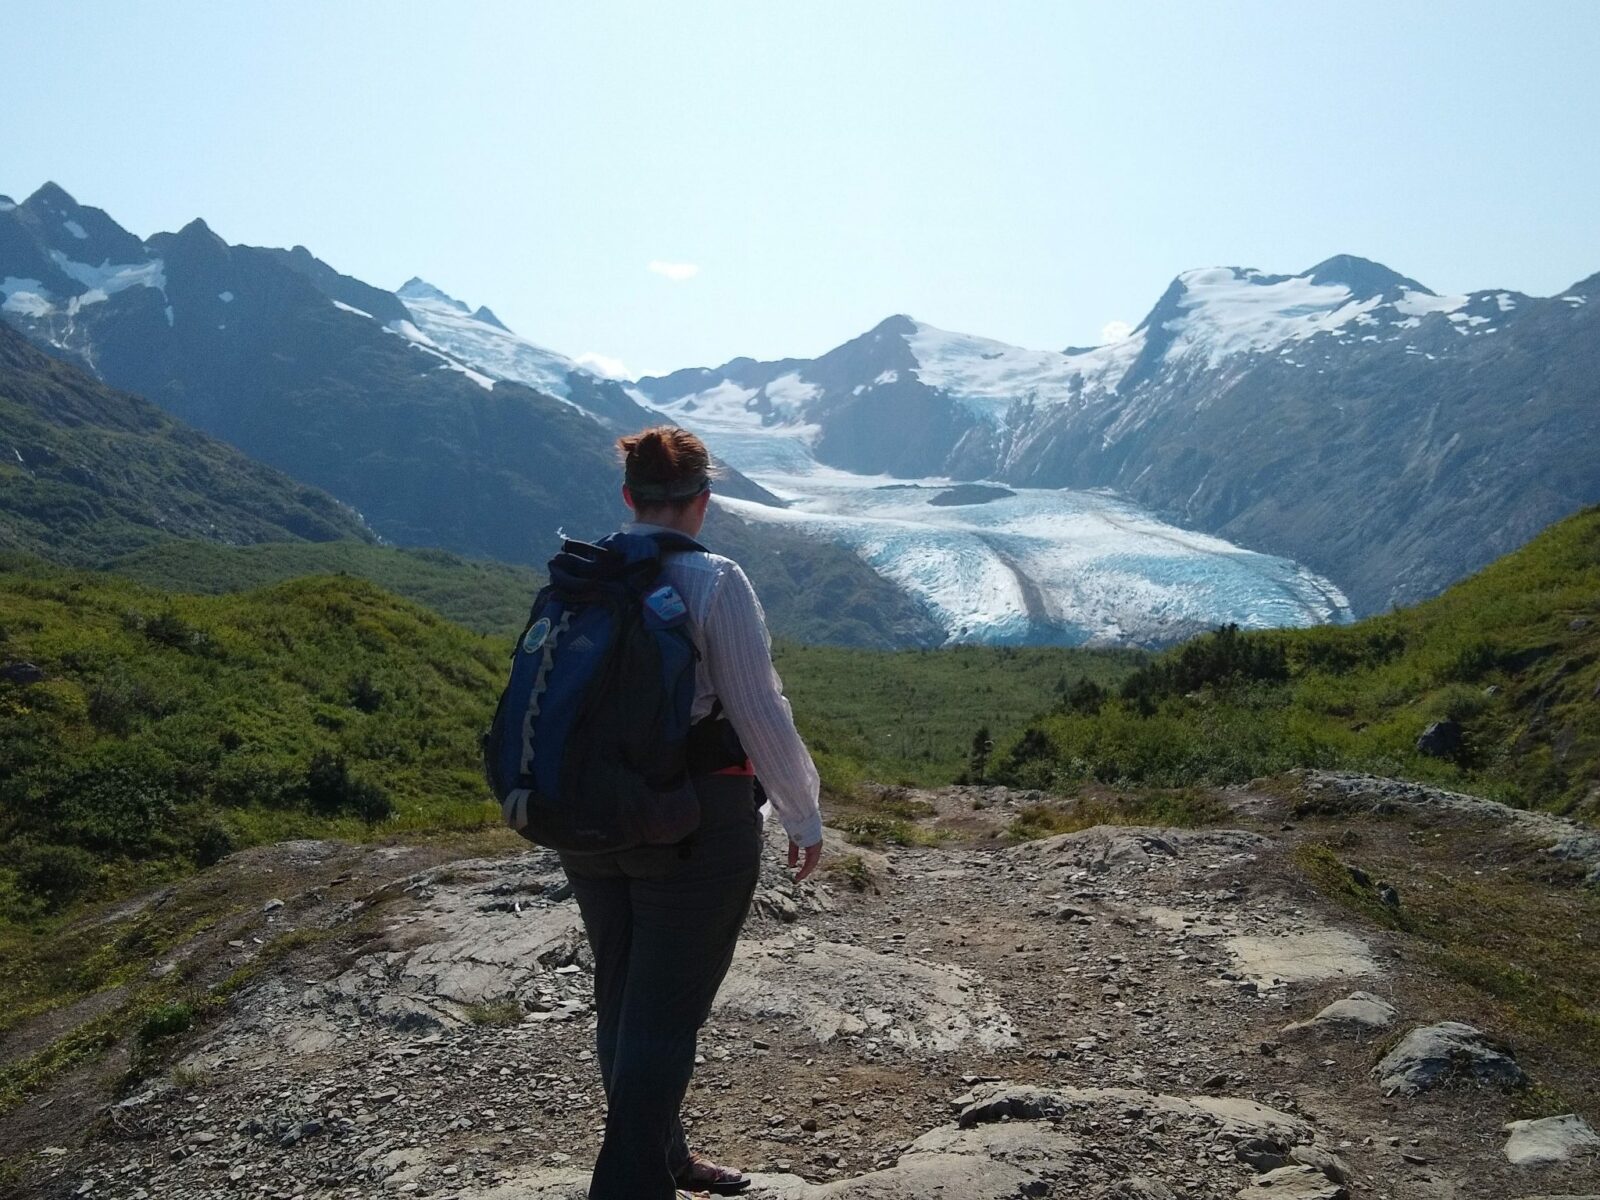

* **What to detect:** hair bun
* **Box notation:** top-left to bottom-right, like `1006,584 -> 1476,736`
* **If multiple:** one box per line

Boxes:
617,426 -> 713,509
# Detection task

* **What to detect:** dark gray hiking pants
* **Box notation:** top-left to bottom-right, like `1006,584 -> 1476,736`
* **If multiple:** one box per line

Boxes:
558,774 -> 762,1200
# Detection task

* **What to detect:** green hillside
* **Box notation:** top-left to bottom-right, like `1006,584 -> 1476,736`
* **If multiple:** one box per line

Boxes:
774,641 -> 1144,791
108,540 -> 542,641
0,560 -> 504,924
0,323 -> 370,563
993,505 -> 1600,820
105,522 -> 939,650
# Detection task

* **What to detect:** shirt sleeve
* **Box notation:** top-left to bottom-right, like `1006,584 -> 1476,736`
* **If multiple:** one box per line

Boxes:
701,562 -> 824,848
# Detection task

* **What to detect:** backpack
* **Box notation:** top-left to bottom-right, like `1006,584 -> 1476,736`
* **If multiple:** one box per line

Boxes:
481,529 -> 724,854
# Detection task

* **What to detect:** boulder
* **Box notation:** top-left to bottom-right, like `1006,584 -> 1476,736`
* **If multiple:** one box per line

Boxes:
1373,1021 -> 1528,1095
0,660 -> 45,684
1290,1145 -> 1353,1185
1503,1113 -> 1600,1167
1237,1165 -> 1347,1198
1282,991 -> 1397,1038
1101,1181 -> 1179,1199
1416,719 -> 1463,757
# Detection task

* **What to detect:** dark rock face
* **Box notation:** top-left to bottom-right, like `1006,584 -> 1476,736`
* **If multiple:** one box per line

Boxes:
0,660 -> 46,684
1416,719 -> 1464,758
928,484 -> 1016,507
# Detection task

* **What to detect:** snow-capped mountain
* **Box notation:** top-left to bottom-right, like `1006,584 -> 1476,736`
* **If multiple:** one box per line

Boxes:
389,277 -> 660,430
0,183 -> 922,647
396,277 -> 572,397
7,180 -> 1590,644
635,255 -> 1599,612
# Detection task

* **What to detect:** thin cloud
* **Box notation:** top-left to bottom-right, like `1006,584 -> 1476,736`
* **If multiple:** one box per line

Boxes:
1100,319 -> 1133,344
575,351 -> 630,379
647,260 -> 700,282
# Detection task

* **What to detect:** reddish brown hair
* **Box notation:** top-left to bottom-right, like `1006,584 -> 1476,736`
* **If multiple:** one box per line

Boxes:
617,425 -> 713,511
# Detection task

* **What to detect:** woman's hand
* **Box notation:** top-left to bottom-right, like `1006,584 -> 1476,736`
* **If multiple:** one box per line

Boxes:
788,838 -> 822,883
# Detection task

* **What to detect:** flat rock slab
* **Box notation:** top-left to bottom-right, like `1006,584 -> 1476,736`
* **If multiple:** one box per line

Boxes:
717,935 -> 1018,1052
1503,1113 -> 1600,1167
307,855 -> 585,1023
1229,928 -> 1378,988
1283,990 -> 1398,1037
954,1082 -> 1311,1144
1374,1021 -> 1528,1095
457,1168 -> 591,1199
471,1085 -> 1326,1200
1237,1164 -> 1348,1198
748,1153 -> 1036,1200
1142,904 -> 1232,938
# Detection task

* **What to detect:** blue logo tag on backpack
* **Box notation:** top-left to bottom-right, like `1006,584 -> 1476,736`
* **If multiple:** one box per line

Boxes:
481,531 -> 706,853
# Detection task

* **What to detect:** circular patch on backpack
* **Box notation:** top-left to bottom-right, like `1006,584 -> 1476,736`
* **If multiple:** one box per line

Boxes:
521,617 -> 552,655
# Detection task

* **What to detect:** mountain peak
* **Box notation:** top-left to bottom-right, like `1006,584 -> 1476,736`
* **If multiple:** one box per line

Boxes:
176,216 -> 223,242
23,181 -> 80,212
472,304 -> 509,331
867,314 -> 918,338
1301,254 -> 1430,298
397,277 -> 469,312
12,182 -> 146,265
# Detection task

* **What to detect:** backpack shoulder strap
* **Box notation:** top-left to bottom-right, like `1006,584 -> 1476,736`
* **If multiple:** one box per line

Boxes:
642,530 -> 707,557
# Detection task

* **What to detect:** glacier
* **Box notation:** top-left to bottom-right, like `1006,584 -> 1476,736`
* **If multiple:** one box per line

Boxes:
692,419 -> 1352,647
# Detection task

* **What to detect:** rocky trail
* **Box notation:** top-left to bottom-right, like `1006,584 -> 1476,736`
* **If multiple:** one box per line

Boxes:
5,772 -> 1599,1200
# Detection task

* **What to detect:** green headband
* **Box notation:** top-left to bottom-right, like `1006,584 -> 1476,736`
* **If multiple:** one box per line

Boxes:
627,473 -> 710,503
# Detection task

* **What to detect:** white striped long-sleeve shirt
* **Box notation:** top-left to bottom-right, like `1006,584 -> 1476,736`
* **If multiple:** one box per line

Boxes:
625,522 -> 825,848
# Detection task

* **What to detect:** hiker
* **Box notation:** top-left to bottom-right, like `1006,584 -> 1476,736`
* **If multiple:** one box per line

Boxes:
563,426 -> 824,1198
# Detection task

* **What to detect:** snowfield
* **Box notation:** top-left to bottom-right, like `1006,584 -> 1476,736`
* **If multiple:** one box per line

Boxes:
396,278 -> 577,401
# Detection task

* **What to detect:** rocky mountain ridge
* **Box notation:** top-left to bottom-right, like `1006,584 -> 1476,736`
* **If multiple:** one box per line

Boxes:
5,773 -> 1597,1199
0,183 -> 940,647
633,256 -> 1600,614
7,180 -> 1595,631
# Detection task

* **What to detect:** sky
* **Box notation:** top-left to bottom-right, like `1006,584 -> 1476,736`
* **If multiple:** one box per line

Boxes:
4,2 -> 1598,377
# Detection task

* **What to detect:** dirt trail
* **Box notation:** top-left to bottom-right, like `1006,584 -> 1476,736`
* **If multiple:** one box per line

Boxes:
5,775 -> 1599,1199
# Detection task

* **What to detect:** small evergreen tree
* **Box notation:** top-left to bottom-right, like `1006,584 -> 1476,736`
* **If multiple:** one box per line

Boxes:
968,725 -> 993,783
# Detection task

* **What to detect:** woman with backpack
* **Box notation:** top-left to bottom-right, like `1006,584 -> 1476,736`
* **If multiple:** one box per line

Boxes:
562,425 -> 825,1199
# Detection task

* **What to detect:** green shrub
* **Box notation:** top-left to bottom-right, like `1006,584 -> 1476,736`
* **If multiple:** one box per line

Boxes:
191,821 -> 234,868
347,672 -> 386,713
302,751 -> 393,824
135,1001 -> 194,1046
45,759 -> 181,857
210,760 -> 300,810
13,844 -> 99,909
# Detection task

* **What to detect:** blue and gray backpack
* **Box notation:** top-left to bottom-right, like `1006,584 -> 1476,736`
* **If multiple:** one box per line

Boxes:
482,530 -> 738,853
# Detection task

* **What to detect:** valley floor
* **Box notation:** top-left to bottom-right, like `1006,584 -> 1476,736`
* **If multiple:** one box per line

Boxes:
4,777 -> 1599,1200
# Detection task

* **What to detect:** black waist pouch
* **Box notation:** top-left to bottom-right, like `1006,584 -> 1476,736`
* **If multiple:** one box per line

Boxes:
685,708 -> 747,775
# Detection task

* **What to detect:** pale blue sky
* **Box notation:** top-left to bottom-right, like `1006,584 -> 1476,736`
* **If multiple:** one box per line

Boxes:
4,2 -> 1597,376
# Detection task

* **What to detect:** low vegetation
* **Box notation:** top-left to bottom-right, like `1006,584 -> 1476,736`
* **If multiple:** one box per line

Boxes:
108,539 -> 543,642
1006,787 -> 1230,840
0,559 -> 504,926
992,505 -> 1600,821
773,641 -> 1144,796
1290,821 -> 1600,1089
